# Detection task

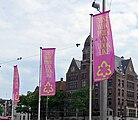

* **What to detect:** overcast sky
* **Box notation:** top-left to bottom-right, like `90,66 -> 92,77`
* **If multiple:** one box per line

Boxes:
0,0 -> 138,99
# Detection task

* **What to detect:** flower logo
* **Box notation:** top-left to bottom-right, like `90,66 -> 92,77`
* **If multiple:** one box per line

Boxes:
97,60 -> 112,77
43,82 -> 54,93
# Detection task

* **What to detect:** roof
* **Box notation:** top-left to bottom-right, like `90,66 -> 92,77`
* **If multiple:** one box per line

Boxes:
75,59 -> 81,69
84,35 -> 90,47
115,55 -> 130,74
56,80 -> 66,91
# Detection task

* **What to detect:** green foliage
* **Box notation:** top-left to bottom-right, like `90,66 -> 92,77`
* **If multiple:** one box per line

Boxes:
48,90 -> 65,112
16,86 -> 89,118
16,89 -> 38,114
0,106 -> 4,116
69,87 -> 89,113
16,87 -> 65,113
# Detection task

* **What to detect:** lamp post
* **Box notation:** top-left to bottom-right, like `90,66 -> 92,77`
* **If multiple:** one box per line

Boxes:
100,1 -> 108,120
91,1 -> 108,120
89,13 -> 93,120
90,1 -> 100,120
46,97 -> 49,120
117,65 -> 123,120
92,0 -> 107,120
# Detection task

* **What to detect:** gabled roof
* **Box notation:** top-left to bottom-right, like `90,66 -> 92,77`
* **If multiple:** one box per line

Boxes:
67,58 -> 81,73
121,59 -> 130,73
115,56 -> 130,74
75,59 -> 81,69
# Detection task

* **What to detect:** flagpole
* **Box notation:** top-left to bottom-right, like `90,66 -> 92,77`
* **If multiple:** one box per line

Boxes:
12,65 -> 15,120
100,0 -> 107,120
89,13 -> 93,120
46,96 -> 48,120
12,92 -> 14,120
38,47 -> 42,120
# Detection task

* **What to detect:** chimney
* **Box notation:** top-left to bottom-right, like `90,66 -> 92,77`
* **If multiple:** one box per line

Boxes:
60,78 -> 63,81
121,56 -> 124,60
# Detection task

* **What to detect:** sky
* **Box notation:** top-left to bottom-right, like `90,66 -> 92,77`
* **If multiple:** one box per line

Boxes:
0,0 -> 138,99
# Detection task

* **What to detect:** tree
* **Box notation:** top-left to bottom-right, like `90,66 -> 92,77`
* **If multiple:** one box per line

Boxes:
48,90 -> 65,119
16,87 -> 66,119
0,106 -> 4,116
69,87 -> 89,119
16,88 -> 39,120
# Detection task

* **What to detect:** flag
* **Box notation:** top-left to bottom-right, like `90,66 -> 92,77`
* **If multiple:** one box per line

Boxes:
13,65 -> 20,103
41,48 -> 56,96
93,11 -> 114,82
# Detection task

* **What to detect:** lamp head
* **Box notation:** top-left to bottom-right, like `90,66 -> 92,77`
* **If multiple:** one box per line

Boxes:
92,1 -> 100,11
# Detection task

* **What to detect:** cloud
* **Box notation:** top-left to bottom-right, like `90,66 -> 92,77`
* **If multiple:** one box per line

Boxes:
0,0 -> 138,99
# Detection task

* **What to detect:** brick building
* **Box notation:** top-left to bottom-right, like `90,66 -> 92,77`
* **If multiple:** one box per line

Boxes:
66,35 -> 138,120
0,99 -> 12,117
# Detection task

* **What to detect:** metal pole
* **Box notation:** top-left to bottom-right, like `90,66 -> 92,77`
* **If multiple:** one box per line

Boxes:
120,70 -> 122,119
12,71 -> 14,120
102,0 -> 106,13
46,96 -> 49,120
38,47 -> 42,120
12,95 -> 14,120
89,14 -> 93,120
119,65 -> 123,119
100,0 -> 107,120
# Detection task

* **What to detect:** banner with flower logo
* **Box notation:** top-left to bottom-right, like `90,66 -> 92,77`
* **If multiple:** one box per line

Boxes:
13,65 -> 20,103
41,48 -> 56,96
93,11 -> 114,82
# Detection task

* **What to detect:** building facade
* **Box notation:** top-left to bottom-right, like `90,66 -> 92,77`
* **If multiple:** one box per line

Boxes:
0,99 -> 12,117
66,35 -> 138,120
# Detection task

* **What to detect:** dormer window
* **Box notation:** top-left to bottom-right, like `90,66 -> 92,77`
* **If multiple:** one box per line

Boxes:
129,66 -> 132,72
71,66 -> 75,72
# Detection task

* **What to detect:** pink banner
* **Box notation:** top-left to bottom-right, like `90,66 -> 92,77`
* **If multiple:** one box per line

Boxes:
41,48 -> 56,96
93,11 -> 114,82
13,65 -> 20,103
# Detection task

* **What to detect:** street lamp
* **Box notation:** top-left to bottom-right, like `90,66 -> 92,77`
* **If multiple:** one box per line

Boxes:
117,65 -> 123,119
46,97 -> 49,120
17,57 -> 22,60
92,1 -> 108,120
89,1 -> 101,120
92,1 -> 101,12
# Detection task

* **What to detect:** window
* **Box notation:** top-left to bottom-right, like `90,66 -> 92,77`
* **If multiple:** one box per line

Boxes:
122,99 -> 124,105
118,98 -> 120,105
127,100 -> 134,107
129,66 -> 132,72
94,99 -> 99,108
127,91 -> 134,99
68,82 -> 78,89
108,98 -> 112,106
71,66 -> 75,72
68,73 -> 78,81
127,74 -> 134,81
95,83 -> 99,87
82,65 -> 86,70
83,54 -> 86,60
122,80 -> 124,88
118,89 -> 120,96
129,109 -> 136,117
108,89 -> 112,96
109,111 -> 112,115
118,79 -> 120,86
82,73 -> 87,79
122,90 -> 124,97
82,80 -> 86,87
108,79 -> 112,87
127,81 -> 134,90
95,90 -> 99,97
